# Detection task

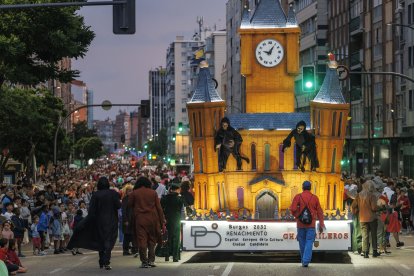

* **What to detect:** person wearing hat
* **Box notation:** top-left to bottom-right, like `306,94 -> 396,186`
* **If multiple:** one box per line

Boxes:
289,181 -> 325,267
161,182 -> 185,262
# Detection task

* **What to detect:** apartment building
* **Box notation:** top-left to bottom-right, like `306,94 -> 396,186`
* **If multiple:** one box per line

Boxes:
149,68 -> 167,138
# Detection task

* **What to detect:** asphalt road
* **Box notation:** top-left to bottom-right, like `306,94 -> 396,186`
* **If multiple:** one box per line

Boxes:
19,233 -> 414,276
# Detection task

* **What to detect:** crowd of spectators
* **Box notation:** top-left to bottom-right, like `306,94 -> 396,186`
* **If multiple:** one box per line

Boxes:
344,172 -> 414,258
0,158 -> 194,274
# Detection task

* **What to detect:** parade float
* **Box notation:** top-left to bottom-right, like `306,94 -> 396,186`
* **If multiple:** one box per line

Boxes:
183,0 -> 351,252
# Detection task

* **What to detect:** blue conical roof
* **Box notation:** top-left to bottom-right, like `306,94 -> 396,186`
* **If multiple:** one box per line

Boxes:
313,67 -> 346,104
189,67 -> 223,103
241,0 -> 288,29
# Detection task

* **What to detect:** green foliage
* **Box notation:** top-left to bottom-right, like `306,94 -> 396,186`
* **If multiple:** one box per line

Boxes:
0,0 -> 95,86
74,136 -> 103,160
0,86 -> 66,180
72,121 -> 97,143
147,128 -> 168,156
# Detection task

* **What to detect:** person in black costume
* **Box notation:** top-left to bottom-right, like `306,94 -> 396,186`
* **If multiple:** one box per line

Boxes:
282,120 -> 319,172
67,177 -> 121,270
214,117 -> 249,172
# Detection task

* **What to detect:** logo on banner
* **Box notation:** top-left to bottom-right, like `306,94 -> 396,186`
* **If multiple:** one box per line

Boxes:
191,226 -> 222,248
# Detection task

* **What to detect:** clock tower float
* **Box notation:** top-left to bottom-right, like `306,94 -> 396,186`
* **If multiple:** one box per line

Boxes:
183,0 -> 351,252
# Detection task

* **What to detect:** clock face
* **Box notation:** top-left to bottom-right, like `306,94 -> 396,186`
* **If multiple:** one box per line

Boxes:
255,39 -> 284,67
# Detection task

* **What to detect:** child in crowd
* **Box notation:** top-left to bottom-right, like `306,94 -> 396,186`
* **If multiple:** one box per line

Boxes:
11,208 -> 25,257
50,209 -> 62,254
7,239 -> 27,273
2,220 -> 14,240
30,216 -> 43,256
3,203 -> 14,221
71,210 -> 83,255
0,238 -> 19,275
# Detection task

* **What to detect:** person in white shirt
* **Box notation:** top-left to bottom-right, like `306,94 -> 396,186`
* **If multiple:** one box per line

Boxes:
152,176 -> 167,199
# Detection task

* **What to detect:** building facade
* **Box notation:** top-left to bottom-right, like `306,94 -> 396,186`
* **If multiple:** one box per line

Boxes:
149,68 -> 167,138
113,111 -> 131,146
327,0 -> 413,177
165,36 -> 203,162
94,118 -> 115,152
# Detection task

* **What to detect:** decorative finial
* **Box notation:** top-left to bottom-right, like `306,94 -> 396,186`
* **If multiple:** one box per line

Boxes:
327,52 -> 338,69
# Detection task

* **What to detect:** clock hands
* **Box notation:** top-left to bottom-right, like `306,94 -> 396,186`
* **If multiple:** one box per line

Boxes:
263,45 -> 275,56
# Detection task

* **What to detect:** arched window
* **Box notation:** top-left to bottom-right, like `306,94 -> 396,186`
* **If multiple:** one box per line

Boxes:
333,184 -> 337,210
198,111 -> 203,137
213,110 -> 217,131
198,148 -> 203,173
193,112 -> 197,137
331,148 -> 337,173
331,111 -> 337,136
279,144 -> 284,170
317,110 -> 321,135
237,187 -> 244,208
197,182 -> 201,209
264,144 -> 271,171
293,146 -> 298,169
338,112 -> 343,137
221,182 -> 227,209
251,144 -> 257,170
217,182 -> 222,210
327,184 -> 331,210
204,183 -> 208,209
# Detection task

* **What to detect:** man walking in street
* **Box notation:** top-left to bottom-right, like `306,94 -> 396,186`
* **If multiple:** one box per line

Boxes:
290,181 -> 325,267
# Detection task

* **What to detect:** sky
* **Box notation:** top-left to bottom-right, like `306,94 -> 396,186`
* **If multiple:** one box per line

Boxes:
73,0 -> 226,120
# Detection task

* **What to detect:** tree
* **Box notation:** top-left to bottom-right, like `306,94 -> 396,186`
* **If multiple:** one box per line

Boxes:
147,128 -> 168,156
0,0 -> 95,88
74,136 -> 103,162
0,87 -> 65,182
72,121 -> 97,143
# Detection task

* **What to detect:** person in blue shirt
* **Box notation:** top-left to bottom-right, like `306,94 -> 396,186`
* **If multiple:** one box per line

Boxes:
37,205 -> 49,255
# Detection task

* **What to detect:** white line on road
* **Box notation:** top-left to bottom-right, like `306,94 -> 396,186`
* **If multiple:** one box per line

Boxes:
213,265 -> 220,270
221,262 -> 234,276
50,268 -> 62,274
80,256 -> 89,261
401,264 -> 410,270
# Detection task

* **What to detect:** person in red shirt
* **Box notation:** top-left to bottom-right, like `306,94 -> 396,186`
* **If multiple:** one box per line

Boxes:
290,181 -> 325,267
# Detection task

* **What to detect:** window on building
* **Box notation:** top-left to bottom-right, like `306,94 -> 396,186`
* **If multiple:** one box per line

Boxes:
376,104 -> 383,122
198,183 -> 201,209
409,47 -> 414,67
221,182 -> 226,209
332,111 -> 337,136
217,182 -> 222,210
198,148 -> 203,173
279,144 -> 284,170
293,146 -> 298,170
264,144 -> 271,171
198,111 -> 203,137
331,148 -> 337,173
204,183 -> 208,209
237,187 -> 244,208
409,90 -> 414,111
251,144 -> 257,170
338,112 -> 343,137
327,185 -> 331,210
192,112 -> 197,137
333,184 -> 337,210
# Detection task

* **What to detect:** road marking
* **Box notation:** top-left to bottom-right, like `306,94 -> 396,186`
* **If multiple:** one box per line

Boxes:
50,268 -> 62,274
81,256 -> 89,261
221,262 -> 234,276
401,264 -> 410,270
213,266 -> 220,270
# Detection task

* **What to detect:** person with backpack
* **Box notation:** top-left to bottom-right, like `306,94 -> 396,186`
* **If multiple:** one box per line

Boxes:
290,181 -> 325,268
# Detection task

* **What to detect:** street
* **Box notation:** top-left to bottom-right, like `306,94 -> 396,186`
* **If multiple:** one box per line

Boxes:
21,234 -> 414,276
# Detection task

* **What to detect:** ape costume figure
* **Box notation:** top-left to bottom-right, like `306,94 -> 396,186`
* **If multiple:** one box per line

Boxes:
282,120 -> 319,172
214,117 -> 249,172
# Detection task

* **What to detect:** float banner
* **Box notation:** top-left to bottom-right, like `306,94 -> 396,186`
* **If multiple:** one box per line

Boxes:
182,220 -> 351,251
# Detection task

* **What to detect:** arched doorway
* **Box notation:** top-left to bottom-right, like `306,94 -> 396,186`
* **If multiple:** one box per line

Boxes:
256,190 -> 278,219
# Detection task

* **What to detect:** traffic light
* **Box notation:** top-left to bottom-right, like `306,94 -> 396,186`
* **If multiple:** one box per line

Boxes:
178,122 -> 183,132
144,144 -> 148,150
113,0 -> 136,34
172,134 -> 176,141
302,65 -> 315,92
140,100 -> 150,118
